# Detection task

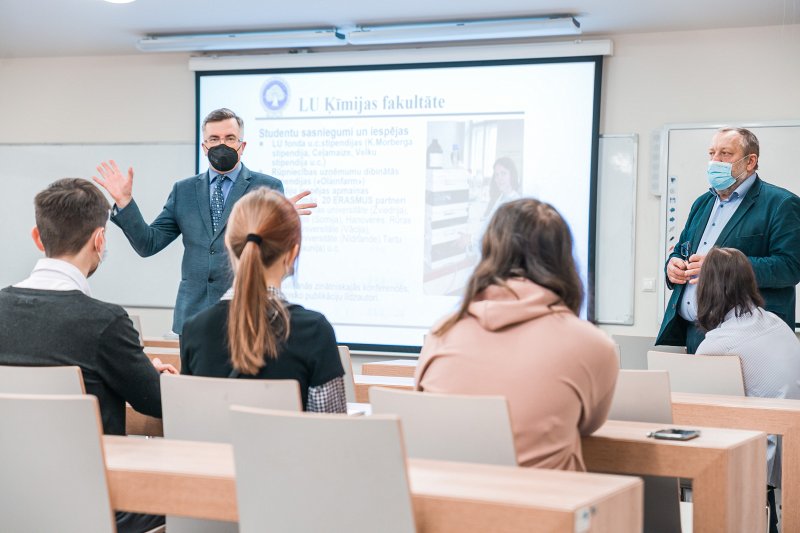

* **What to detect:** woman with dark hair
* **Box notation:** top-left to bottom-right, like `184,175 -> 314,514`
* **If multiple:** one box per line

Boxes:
695,247 -> 800,519
180,188 -> 346,413
416,198 -> 618,471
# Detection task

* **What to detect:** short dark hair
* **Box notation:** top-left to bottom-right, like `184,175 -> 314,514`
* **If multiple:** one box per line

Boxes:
696,247 -> 764,331
34,178 -> 110,257
202,108 -> 244,133
435,198 -> 583,335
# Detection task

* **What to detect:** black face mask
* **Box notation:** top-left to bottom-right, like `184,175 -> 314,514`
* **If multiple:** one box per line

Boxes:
208,144 -> 239,173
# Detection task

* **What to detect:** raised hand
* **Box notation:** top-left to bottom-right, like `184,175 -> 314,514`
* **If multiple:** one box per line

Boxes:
93,160 -> 134,209
289,190 -> 318,216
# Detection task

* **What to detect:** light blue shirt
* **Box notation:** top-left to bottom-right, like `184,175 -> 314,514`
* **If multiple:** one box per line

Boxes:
208,163 -> 242,205
678,173 -> 757,321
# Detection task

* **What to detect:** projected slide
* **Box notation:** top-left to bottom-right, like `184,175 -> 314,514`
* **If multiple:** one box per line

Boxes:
198,58 -> 600,350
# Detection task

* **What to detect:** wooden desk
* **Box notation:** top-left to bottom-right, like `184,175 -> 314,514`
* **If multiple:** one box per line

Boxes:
354,374 -> 414,402
143,337 -> 180,350
361,359 -> 417,378
582,419 -> 766,533
143,349 -> 181,372
104,436 -> 643,532
126,404 -> 163,437
672,391 -> 800,532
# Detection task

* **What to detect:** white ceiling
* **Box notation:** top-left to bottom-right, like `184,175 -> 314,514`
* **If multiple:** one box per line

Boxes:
1,0 -> 798,58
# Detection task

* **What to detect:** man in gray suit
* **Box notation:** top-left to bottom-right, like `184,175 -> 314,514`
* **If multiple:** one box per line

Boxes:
93,108 -> 314,334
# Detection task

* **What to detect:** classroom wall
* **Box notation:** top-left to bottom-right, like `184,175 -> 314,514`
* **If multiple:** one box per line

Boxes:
600,24 -> 800,337
2,24 -> 798,340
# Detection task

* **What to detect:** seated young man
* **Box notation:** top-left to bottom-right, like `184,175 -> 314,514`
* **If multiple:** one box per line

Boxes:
0,178 -> 175,533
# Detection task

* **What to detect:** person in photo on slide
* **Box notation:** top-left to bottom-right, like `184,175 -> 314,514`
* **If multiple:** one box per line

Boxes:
93,108 -> 316,335
656,127 -> 800,353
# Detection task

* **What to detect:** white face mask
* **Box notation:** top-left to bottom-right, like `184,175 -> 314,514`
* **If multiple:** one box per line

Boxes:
93,229 -> 108,274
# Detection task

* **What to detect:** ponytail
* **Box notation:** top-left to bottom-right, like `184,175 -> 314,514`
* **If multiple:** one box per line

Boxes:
225,189 -> 298,375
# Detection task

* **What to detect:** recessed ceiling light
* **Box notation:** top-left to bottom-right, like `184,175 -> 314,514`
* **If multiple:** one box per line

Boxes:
104,0 -> 136,4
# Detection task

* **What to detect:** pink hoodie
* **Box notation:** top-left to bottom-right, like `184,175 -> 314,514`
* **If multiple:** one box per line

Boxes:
416,278 -> 618,471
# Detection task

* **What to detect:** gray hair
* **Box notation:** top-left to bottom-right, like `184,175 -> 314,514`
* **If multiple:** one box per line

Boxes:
718,127 -> 759,170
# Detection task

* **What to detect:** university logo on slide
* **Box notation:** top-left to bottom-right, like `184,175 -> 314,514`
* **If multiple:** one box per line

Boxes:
261,78 -> 290,113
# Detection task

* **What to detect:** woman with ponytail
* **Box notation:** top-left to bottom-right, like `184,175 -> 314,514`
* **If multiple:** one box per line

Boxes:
180,188 -> 346,413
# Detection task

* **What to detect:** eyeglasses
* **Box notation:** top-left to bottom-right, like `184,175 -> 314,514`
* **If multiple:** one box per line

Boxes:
679,241 -> 691,260
204,136 -> 243,148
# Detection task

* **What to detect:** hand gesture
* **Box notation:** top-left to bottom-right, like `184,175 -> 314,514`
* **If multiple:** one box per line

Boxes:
289,190 -> 317,216
666,257 -> 689,285
93,160 -> 134,209
686,253 -> 705,284
151,357 -> 179,375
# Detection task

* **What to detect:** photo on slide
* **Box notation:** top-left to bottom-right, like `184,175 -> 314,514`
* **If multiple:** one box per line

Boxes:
423,117 -> 524,295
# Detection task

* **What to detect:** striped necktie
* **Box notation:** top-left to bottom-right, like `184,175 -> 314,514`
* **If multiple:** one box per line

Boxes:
210,175 -> 226,233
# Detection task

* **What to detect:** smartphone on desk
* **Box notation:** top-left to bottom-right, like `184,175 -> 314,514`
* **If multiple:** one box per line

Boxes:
647,428 -> 701,441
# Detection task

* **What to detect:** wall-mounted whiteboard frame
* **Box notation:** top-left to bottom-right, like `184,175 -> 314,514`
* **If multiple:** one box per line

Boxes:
656,121 -> 800,328
0,143 -> 195,308
595,134 -> 638,325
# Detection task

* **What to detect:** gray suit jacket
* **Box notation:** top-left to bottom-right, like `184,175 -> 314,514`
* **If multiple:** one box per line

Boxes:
111,164 -> 284,333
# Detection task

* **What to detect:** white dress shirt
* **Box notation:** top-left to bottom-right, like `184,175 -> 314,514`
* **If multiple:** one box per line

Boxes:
14,258 -> 92,296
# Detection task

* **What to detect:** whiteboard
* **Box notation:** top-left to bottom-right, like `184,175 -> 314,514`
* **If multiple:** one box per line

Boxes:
0,143 -> 195,308
657,122 -> 800,327
595,134 -> 637,325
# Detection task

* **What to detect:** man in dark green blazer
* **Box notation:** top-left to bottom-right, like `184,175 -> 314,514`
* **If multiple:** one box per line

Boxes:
93,108 -> 314,334
656,127 -> 800,353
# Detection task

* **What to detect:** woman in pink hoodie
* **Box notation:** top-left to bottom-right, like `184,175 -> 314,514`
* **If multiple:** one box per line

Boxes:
415,198 -> 618,471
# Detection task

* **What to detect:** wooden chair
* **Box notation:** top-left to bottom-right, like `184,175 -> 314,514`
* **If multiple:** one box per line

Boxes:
230,407 -> 416,533
608,369 -> 674,423
370,386 -> 517,466
160,374 -> 302,443
647,350 -> 745,395
608,370 -> 686,533
0,393 -> 115,532
161,374 -> 302,533
338,345 -> 357,403
129,313 -> 145,346
0,364 -> 84,394
612,334 -> 686,370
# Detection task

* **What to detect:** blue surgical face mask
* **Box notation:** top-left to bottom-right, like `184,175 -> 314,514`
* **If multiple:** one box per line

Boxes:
707,156 -> 748,191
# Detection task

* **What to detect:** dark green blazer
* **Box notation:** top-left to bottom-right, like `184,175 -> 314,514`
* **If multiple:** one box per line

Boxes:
111,164 -> 283,334
656,176 -> 800,346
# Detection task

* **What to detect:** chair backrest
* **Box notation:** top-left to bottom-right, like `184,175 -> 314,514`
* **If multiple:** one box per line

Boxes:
608,370 -> 674,423
0,393 -> 114,532
606,370 -> 683,533
230,407 -> 416,533
129,313 -> 145,346
370,386 -> 517,466
612,334 -> 686,369
647,350 -> 745,396
0,365 -> 84,394
160,374 -> 302,443
338,345 -> 357,403
162,374 -> 302,533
